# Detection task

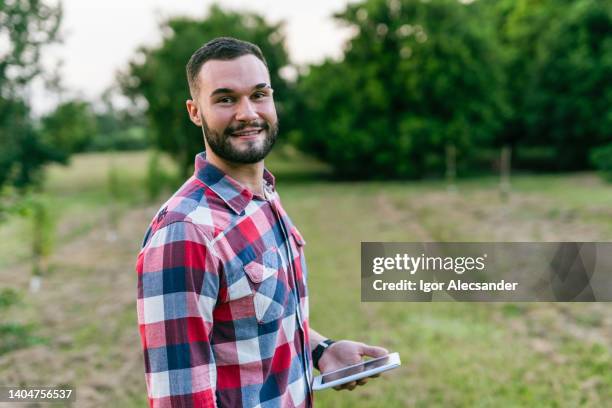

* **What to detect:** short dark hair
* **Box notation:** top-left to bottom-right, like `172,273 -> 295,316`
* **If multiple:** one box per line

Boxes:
186,37 -> 268,97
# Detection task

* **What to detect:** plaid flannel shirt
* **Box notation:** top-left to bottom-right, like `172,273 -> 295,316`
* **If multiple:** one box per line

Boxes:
137,153 -> 312,407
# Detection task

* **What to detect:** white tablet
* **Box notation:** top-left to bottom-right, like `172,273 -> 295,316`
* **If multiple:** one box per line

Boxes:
312,352 -> 401,391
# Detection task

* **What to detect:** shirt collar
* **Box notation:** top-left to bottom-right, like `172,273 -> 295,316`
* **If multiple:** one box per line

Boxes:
193,152 -> 276,215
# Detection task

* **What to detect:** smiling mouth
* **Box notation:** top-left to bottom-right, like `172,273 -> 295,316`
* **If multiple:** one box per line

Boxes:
231,128 -> 264,137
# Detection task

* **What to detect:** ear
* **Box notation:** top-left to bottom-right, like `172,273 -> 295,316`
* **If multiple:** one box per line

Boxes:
186,99 -> 202,126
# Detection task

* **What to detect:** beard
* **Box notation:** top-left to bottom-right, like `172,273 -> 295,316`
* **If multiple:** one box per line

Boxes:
200,114 -> 278,164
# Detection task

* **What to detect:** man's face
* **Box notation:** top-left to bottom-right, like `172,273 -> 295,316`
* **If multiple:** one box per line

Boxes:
188,54 -> 278,164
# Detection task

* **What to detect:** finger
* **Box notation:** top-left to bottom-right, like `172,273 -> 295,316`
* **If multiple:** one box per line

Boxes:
345,382 -> 357,391
340,381 -> 357,390
360,344 -> 388,358
356,378 -> 368,386
369,373 -> 381,378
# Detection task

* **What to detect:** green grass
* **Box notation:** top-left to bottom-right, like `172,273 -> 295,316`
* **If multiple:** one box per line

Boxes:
270,156 -> 612,407
0,149 -> 611,407
279,178 -> 612,406
0,151 -> 176,269
0,288 -> 47,355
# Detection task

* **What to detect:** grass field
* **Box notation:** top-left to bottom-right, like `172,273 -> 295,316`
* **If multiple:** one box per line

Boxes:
0,149 -> 611,407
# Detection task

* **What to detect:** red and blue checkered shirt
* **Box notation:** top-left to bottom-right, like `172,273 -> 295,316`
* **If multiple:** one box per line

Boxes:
137,153 -> 312,407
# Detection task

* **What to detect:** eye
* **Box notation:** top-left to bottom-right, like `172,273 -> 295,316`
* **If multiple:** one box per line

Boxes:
252,91 -> 268,100
217,96 -> 235,104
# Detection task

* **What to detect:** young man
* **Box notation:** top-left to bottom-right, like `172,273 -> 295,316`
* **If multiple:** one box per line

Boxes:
137,37 -> 387,408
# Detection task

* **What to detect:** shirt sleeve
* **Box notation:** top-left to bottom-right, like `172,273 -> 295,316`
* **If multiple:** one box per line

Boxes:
137,221 -> 220,408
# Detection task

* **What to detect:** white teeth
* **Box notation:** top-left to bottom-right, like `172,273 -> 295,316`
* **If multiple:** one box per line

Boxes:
234,129 -> 261,136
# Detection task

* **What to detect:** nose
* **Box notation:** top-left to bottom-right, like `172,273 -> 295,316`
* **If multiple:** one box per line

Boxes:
235,96 -> 259,122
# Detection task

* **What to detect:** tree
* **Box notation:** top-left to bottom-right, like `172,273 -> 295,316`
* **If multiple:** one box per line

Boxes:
294,0 -> 508,179
121,5 -> 292,176
0,99 -> 65,189
40,100 -> 98,156
481,0 -> 612,171
477,0 -> 559,148
0,0 -> 63,190
525,0 -> 612,170
86,88 -> 149,152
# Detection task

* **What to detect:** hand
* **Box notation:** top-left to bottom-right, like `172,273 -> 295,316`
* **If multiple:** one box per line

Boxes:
317,340 -> 388,391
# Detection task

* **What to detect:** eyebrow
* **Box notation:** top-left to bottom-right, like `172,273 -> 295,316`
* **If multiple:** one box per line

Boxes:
210,83 -> 271,97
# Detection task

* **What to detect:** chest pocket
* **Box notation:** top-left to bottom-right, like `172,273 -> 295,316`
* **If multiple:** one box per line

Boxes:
290,226 -> 306,250
243,247 -> 287,323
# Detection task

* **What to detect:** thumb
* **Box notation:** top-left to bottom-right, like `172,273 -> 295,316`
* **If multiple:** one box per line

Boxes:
360,344 -> 388,358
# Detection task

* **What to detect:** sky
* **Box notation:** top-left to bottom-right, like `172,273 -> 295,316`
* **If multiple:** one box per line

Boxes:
33,0 -> 360,114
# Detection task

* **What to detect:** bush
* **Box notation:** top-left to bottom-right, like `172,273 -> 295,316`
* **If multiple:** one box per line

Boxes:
86,126 -> 149,152
41,100 -> 98,154
591,144 -> 612,181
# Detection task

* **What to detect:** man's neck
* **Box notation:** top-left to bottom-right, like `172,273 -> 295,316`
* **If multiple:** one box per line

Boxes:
206,151 -> 265,197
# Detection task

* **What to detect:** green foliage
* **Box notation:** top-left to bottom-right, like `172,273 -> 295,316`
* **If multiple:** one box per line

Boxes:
0,288 -> 19,310
0,0 -> 62,92
477,0 -> 562,145
0,0 -> 64,191
0,99 -> 66,189
482,0 -> 612,170
121,5 -> 292,175
0,323 -> 46,355
292,0 -> 611,178
117,0 -> 610,179
87,126 -> 149,152
2,193 -> 56,275
524,0 -> 612,170
591,143 -> 612,181
41,100 -> 98,155
0,289 -> 46,355
294,0 -> 508,179
21,195 -> 55,276
88,95 -> 149,152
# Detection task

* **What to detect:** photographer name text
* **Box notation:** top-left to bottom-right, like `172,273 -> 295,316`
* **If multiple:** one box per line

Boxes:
371,253 -> 518,292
